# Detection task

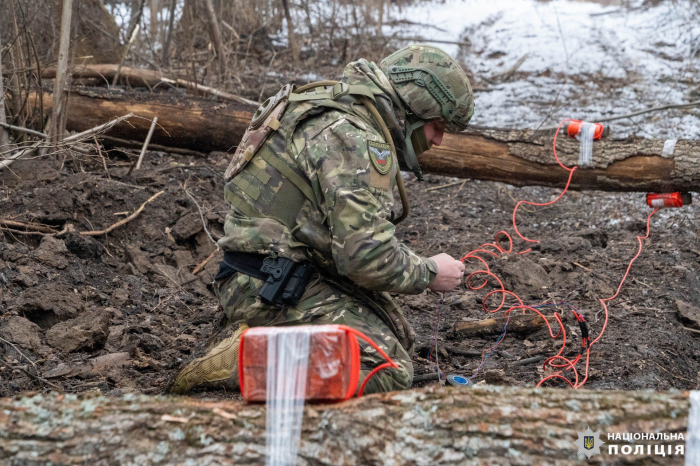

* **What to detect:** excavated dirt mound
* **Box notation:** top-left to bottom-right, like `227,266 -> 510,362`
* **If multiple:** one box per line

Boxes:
1,144 -> 700,397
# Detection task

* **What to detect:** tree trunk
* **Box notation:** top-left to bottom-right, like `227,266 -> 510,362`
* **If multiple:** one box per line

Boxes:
281,0 -> 300,64
204,0 -> 228,80
0,386 -> 689,465
31,89 -> 700,192
150,0 -> 160,41
0,19 -> 10,149
161,0 -> 177,65
49,0 -> 74,144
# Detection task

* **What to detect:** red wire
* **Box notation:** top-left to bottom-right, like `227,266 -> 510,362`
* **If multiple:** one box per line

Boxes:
345,327 -> 399,397
538,208 -> 658,388
458,118 -> 658,389
512,119 -> 578,250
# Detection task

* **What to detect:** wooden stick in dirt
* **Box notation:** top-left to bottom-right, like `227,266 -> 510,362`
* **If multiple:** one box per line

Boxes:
0,146 -> 38,170
79,190 -> 164,237
0,219 -> 57,233
101,135 -> 206,157
508,355 -> 546,366
424,180 -> 464,192
93,135 -> 111,179
453,313 -> 557,338
191,250 -> 217,275
136,117 -> 158,170
495,53 -> 529,81
49,0 -> 74,144
0,115 -> 132,171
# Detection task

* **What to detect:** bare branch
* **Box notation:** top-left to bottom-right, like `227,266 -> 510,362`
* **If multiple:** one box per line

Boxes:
136,117 -> 158,170
79,190 -> 164,237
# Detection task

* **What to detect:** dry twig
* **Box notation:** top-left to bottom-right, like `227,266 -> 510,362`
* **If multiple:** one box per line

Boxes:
0,336 -> 37,369
425,180 -> 463,192
13,365 -> 64,393
0,122 -> 47,138
94,135 -> 111,179
79,190 -> 164,237
160,77 -> 258,105
192,250 -> 217,275
184,188 -> 219,246
136,117 -> 158,170
0,219 -> 56,233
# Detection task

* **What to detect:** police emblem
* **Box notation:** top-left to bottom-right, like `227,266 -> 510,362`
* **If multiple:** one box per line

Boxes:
368,140 -> 392,175
574,427 -> 604,458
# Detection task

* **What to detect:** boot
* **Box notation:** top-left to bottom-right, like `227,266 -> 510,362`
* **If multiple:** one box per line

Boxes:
168,323 -> 248,395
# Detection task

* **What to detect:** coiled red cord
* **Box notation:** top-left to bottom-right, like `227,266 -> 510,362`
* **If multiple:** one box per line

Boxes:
459,119 -> 658,389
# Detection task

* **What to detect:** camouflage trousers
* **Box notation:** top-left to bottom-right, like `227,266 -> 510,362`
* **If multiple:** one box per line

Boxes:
213,271 -> 414,394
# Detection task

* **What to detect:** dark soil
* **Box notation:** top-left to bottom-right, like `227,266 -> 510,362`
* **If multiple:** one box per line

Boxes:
2,136 -> 700,397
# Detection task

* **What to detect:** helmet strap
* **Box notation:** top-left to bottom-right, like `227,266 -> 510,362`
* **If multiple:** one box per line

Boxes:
403,114 -> 427,180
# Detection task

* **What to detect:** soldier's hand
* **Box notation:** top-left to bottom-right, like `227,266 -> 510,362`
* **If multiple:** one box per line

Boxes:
428,253 -> 465,292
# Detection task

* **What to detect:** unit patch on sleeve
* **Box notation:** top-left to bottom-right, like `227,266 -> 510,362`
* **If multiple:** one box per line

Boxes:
367,140 -> 393,175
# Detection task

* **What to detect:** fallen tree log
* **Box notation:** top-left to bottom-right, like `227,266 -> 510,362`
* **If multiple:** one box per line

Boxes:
0,386 -> 690,464
42,64 -> 258,105
36,90 -> 251,153
422,127 -> 700,192
32,89 -> 700,192
43,64 -> 168,88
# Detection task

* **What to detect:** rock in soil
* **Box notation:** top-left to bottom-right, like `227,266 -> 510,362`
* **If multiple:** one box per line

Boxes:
32,236 -> 70,270
0,316 -> 42,351
493,254 -> 549,297
676,300 -> 700,330
45,310 -> 111,353
13,282 -> 85,329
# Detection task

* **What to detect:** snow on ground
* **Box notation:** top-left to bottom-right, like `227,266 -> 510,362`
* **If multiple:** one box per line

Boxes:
389,0 -> 700,139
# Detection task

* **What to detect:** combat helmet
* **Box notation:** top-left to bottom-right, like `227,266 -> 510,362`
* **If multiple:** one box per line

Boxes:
380,44 -> 474,179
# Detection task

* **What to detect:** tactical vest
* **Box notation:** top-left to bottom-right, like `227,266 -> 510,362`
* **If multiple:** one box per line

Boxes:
222,82 -> 416,353
224,81 -> 388,237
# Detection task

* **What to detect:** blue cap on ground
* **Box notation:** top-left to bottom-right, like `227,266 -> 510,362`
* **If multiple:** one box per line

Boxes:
447,374 -> 474,388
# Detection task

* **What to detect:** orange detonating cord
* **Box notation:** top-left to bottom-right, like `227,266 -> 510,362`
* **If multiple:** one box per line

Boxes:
511,119 -> 578,252
344,327 -> 399,397
456,119 -> 659,389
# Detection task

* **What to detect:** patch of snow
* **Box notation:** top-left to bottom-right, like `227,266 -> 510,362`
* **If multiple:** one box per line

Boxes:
388,0 -> 700,139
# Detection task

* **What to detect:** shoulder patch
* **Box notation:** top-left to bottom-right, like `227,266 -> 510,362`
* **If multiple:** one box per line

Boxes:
368,140 -> 393,175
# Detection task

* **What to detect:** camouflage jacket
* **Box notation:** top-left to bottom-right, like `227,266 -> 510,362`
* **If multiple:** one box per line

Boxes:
218,60 -> 437,294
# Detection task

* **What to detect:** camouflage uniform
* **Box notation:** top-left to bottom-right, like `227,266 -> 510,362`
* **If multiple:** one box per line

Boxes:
170,45 -> 475,396
215,59 -> 438,393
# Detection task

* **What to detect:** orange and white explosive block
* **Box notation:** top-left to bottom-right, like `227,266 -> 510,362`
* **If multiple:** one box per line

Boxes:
562,120 -> 606,168
646,192 -> 692,209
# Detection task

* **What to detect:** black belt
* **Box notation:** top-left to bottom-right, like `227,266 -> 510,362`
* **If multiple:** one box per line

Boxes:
215,251 -> 268,282
215,251 -> 316,306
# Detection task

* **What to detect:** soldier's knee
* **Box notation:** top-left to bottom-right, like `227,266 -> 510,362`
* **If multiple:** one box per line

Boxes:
360,359 -> 413,394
